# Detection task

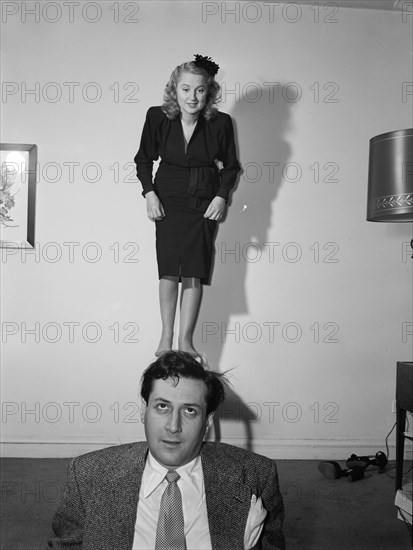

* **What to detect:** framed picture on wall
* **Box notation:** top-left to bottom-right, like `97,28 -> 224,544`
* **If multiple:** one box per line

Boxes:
0,143 -> 37,248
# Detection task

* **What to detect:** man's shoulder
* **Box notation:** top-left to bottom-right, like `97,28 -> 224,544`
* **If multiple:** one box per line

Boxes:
76,441 -> 147,461
72,441 -> 147,478
203,442 -> 274,469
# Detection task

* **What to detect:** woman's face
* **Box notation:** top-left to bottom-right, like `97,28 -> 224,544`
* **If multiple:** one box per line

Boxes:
176,72 -> 208,118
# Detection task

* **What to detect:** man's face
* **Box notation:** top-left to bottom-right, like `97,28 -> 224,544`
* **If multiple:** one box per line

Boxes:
143,377 -> 213,469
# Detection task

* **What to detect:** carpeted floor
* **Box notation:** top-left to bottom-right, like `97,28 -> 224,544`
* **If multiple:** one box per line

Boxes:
1,458 -> 412,549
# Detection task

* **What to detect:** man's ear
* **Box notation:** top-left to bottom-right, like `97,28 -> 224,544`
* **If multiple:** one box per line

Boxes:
205,412 -> 214,434
140,397 -> 147,424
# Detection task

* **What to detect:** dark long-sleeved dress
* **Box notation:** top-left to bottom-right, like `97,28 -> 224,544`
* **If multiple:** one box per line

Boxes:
134,106 -> 240,284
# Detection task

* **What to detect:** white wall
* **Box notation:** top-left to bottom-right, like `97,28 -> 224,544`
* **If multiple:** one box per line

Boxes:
1,1 -> 412,458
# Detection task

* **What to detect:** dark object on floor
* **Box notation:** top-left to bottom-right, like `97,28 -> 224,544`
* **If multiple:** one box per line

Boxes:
346,451 -> 388,472
318,460 -> 366,482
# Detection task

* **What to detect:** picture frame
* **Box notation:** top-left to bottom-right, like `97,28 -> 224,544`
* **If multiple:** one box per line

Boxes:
0,143 -> 37,248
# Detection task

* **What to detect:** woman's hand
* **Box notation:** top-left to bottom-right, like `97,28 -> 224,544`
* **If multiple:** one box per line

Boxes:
145,191 -> 165,221
204,196 -> 226,221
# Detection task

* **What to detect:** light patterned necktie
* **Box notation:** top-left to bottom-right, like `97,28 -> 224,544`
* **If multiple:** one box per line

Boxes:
155,470 -> 186,550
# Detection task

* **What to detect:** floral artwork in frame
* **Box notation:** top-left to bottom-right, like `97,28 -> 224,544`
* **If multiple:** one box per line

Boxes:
0,144 -> 37,248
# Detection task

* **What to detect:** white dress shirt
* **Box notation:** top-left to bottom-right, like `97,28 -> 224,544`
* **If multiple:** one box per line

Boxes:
132,452 -> 212,550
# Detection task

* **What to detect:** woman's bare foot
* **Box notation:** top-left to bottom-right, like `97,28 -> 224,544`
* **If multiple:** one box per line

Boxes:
155,348 -> 171,357
178,339 -> 199,357
155,334 -> 173,357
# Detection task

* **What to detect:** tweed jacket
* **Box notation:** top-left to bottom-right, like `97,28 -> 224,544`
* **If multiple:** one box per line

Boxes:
48,441 -> 285,550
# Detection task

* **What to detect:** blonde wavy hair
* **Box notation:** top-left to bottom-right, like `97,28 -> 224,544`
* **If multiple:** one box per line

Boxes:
161,61 -> 221,121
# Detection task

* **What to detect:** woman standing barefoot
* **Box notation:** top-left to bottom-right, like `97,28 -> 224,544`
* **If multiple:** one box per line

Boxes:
135,55 -> 240,356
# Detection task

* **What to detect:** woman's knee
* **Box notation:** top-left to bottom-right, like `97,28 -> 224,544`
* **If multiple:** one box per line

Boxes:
181,277 -> 200,289
160,276 -> 179,284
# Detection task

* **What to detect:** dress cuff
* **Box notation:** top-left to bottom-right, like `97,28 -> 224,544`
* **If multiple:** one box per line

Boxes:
216,189 -> 229,202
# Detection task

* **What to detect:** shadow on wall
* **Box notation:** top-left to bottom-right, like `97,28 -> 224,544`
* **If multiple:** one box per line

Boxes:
198,84 -> 293,450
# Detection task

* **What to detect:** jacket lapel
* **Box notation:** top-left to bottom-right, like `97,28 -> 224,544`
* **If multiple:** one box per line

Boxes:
201,444 -> 251,550
87,442 -> 148,550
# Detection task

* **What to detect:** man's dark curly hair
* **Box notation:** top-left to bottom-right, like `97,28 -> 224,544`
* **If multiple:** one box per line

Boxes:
140,351 -> 227,415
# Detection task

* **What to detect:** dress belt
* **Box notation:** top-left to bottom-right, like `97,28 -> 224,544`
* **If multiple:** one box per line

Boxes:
160,162 -> 218,210
188,166 -> 217,195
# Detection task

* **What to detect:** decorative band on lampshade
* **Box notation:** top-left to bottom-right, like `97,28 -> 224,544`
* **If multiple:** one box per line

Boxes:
367,128 -> 413,222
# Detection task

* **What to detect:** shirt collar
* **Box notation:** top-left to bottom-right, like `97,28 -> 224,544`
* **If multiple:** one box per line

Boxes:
142,452 -> 202,498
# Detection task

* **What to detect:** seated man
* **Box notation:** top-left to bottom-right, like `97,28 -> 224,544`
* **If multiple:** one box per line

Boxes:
48,351 -> 285,549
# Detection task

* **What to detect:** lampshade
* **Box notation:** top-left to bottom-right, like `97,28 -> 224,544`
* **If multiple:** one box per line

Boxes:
367,128 -> 413,222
